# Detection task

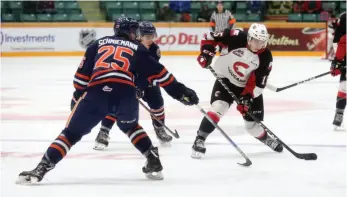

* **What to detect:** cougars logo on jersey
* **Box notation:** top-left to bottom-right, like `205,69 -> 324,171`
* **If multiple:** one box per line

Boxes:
214,48 -> 259,87
204,28 -> 273,94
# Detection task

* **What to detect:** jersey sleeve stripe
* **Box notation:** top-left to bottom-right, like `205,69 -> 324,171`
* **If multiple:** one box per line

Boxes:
147,68 -> 167,82
152,72 -> 170,85
159,75 -> 175,87
74,78 -> 89,86
73,83 -> 85,90
75,73 -> 90,80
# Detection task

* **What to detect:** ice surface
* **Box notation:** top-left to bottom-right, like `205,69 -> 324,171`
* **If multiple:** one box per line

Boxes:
1,56 -> 346,197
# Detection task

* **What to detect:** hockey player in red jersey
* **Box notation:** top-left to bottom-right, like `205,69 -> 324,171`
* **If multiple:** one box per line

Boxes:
16,17 -> 199,183
191,23 -> 283,159
330,12 -> 346,130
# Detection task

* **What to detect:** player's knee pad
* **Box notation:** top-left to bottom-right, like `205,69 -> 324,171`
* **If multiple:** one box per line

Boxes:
117,119 -> 138,133
147,97 -> 164,110
339,81 -> 346,93
61,128 -> 84,146
244,120 -> 264,138
208,100 -> 230,122
338,81 -> 346,99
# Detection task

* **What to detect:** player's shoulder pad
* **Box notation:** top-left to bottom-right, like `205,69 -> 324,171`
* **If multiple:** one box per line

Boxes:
150,43 -> 161,59
134,42 -> 152,58
228,28 -> 247,37
258,48 -> 273,68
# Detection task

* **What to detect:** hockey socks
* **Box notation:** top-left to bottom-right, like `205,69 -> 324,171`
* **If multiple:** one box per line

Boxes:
197,111 -> 220,139
101,114 -> 117,134
43,133 -> 73,164
150,107 -> 165,128
126,125 -> 153,156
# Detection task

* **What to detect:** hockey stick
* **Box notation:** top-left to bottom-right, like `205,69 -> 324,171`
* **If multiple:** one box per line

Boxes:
266,71 -> 330,92
138,99 -> 180,139
207,66 -> 317,161
195,104 -> 252,167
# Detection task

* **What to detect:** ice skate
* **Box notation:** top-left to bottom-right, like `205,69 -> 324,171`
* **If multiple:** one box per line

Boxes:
93,130 -> 110,150
16,159 -> 54,184
259,133 -> 283,153
191,136 -> 206,159
154,125 -> 172,147
142,147 -> 164,180
333,112 -> 346,131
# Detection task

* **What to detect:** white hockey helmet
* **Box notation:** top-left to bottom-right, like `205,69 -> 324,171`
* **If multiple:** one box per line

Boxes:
247,23 -> 269,51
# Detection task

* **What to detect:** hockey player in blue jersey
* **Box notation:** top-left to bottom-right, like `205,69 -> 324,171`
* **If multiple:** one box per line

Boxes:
94,21 -> 173,150
16,17 -> 199,184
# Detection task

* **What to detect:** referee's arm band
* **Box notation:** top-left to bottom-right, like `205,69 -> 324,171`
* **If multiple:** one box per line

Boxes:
229,18 -> 236,25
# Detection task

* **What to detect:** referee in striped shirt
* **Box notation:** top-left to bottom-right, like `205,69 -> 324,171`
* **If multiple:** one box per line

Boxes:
210,1 -> 236,32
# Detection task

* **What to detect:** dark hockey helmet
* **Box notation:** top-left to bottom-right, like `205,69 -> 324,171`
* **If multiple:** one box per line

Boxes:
138,21 -> 157,39
113,17 -> 139,40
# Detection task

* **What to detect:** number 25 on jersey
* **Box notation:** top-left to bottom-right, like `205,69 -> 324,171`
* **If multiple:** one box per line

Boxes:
95,46 -> 134,71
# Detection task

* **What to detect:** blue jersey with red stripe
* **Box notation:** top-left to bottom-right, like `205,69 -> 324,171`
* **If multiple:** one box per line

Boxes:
135,43 -> 161,90
73,36 -> 184,100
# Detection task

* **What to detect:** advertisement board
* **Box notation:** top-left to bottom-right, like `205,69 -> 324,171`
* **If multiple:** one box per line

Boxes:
0,22 -> 327,56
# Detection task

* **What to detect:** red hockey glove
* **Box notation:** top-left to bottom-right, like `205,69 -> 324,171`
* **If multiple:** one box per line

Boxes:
330,58 -> 346,76
197,44 -> 216,68
237,93 -> 253,116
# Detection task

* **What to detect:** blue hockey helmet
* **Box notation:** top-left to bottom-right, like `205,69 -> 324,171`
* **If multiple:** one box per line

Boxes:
138,21 -> 157,39
114,17 -> 139,40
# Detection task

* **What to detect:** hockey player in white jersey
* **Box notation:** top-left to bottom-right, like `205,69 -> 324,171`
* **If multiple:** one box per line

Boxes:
192,23 -> 283,158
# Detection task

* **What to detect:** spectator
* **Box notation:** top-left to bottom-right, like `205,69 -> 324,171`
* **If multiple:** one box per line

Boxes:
305,0 -> 322,14
180,12 -> 191,22
169,0 -> 191,13
23,1 -> 37,14
37,1 -> 55,14
294,1 -> 322,14
210,1 -> 235,32
247,1 -> 264,15
293,1 -> 306,13
281,1 -> 293,14
268,1 -> 292,15
157,3 -> 176,22
196,4 -> 211,22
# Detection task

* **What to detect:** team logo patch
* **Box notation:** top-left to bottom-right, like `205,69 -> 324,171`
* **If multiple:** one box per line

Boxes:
214,91 -> 221,97
232,49 -> 244,57
102,85 -> 113,92
79,29 -> 96,48
156,48 -> 161,58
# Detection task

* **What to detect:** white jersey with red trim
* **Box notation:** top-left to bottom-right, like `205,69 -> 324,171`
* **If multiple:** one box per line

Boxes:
203,28 -> 273,97
213,47 -> 260,88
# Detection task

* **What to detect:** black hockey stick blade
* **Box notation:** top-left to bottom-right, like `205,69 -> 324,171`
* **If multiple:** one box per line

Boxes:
298,153 -> 318,160
172,129 -> 180,138
266,71 -> 330,92
238,158 -> 252,167
207,66 -> 318,161
285,145 -> 318,160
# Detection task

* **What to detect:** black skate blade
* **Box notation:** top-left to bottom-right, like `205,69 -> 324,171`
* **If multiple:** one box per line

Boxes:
238,158 -> 252,167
